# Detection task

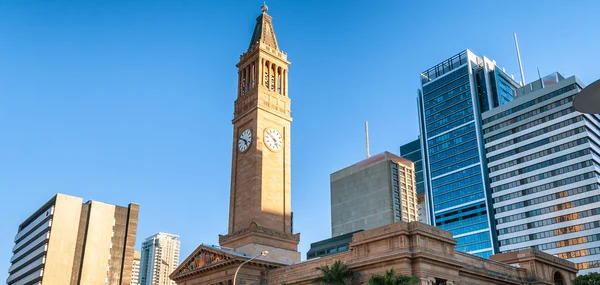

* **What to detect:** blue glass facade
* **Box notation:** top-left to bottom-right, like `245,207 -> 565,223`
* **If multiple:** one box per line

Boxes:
400,139 -> 424,195
418,49 -> 519,258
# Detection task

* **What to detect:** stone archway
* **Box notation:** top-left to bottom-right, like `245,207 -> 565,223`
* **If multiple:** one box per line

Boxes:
553,271 -> 565,285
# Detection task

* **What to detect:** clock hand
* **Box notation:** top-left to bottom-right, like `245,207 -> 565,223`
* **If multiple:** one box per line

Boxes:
240,138 -> 247,144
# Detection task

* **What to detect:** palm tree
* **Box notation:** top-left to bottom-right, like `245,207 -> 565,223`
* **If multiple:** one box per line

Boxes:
368,269 -> 419,285
313,260 -> 355,285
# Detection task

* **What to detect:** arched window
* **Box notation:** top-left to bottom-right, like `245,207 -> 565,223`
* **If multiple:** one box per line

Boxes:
277,67 -> 282,94
264,61 -> 270,88
270,63 -> 276,91
554,271 -> 565,285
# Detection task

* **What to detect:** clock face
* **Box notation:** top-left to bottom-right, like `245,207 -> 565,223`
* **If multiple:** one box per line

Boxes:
238,129 -> 252,152
264,128 -> 283,151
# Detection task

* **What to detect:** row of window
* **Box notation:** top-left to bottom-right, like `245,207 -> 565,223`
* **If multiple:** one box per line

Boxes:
432,156 -> 480,178
435,200 -> 488,226
495,184 -> 599,214
429,123 -> 475,147
542,234 -> 600,252
497,194 -> 600,225
482,83 -> 578,125
426,102 -> 473,131
490,138 -> 589,173
436,203 -> 486,220
556,245 -> 600,260
493,172 -> 599,202
430,139 -> 478,165
490,149 -> 591,183
432,165 -> 480,189
431,147 -> 480,174
483,95 -> 574,134
433,174 -> 481,196
485,108 -> 578,146
454,231 -> 490,246
500,220 -> 600,246
492,160 -> 594,192
498,206 -> 600,237
433,183 -> 483,206
488,126 -> 585,164
425,87 -> 471,119
443,221 -> 490,237
575,260 -> 600,270
455,240 -> 492,253
428,113 -> 475,138
422,65 -> 469,97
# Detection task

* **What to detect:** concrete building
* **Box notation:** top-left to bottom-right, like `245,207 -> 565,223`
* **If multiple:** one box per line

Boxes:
132,250 -> 141,285
331,151 -> 419,237
6,193 -> 139,285
483,72 -> 600,274
417,49 -> 520,258
400,138 -> 427,223
139,233 -> 180,285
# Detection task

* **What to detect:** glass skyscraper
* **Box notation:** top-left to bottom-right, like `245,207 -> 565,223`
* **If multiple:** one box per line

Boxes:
417,49 -> 520,258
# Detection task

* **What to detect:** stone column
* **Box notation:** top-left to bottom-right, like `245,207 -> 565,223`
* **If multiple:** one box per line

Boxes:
421,277 -> 436,285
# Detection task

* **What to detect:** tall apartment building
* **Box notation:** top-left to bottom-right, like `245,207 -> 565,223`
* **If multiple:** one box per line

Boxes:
331,151 -> 419,237
6,193 -> 139,285
139,233 -> 180,285
400,138 -> 427,223
483,72 -> 600,274
417,49 -> 520,258
131,250 -> 141,285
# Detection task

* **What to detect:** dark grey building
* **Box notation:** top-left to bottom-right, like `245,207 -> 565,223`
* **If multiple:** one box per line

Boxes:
306,230 -> 363,260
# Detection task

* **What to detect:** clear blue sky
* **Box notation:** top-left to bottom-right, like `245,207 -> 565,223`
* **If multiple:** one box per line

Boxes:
1,0 -> 599,280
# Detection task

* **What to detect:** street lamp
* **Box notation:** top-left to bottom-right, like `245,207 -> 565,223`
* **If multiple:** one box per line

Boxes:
233,251 -> 269,285
573,79 -> 600,114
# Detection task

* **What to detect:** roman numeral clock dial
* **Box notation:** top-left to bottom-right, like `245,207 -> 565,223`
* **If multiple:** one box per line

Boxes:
238,129 -> 252,152
264,128 -> 283,152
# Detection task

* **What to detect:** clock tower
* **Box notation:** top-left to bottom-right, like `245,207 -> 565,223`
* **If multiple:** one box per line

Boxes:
218,3 -> 300,264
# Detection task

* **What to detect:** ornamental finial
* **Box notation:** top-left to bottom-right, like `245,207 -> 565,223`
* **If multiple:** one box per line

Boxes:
261,1 -> 268,13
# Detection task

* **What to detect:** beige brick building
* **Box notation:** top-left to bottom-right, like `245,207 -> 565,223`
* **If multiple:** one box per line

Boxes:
6,193 -> 139,285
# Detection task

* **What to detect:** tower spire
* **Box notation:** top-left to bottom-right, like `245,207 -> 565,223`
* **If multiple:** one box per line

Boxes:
249,2 -> 279,50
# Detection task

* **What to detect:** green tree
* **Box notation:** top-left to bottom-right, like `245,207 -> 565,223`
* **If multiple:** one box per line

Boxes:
368,269 -> 419,285
574,272 -> 600,285
313,260 -> 355,285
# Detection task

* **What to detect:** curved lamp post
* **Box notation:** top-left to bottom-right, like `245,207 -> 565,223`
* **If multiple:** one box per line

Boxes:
233,251 -> 268,285
573,79 -> 600,114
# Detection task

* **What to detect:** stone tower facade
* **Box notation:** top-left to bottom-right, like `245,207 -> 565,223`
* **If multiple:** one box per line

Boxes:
218,3 -> 300,264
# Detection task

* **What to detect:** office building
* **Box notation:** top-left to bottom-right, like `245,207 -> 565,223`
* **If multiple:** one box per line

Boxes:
400,138 -> 427,223
139,233 -> 180,285
6,193 -> 139,285
483,72 -> 600,274
331,151 -> 419,237
131,250 -> 141,285
417,49 -> 520,258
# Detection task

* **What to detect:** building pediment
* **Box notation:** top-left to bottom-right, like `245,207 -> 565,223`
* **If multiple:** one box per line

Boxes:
170,244 -> 283,282
170,245 -> 241,280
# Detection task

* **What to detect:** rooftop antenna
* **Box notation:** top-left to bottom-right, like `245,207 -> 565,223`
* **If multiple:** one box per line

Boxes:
537,67 -> 544,88
365,121 -> 371,158
513,32 -> 526,86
